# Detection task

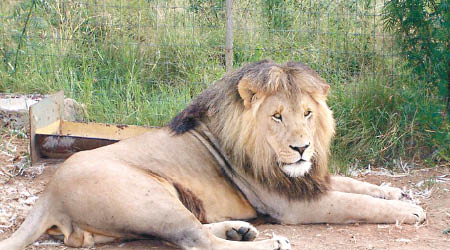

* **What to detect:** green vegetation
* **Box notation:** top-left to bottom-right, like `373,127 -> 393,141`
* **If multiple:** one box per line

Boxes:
380,0 -> 449,165
0,0 -> 447,171
383,0 -> 449,112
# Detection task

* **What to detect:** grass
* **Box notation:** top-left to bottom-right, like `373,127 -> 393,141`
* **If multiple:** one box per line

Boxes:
0,0 -> 448,171
329,70 -> 449,173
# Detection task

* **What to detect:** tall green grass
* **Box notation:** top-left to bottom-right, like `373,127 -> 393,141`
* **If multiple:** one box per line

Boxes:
330,70 -> 449,172
0,0 -> 447,170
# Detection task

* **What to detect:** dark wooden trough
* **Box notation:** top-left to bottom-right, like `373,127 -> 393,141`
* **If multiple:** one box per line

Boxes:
30,91 -> 156,165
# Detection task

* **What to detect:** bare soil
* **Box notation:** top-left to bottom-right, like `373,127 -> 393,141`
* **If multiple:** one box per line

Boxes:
0,130 -> 449,250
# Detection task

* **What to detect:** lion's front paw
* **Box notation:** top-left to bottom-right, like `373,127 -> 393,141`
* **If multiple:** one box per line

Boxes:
222,221 -> 258,241
271,235 -> 291,250
206,221 -> 259,241
379,185 -> 406,200
225,225 -> 258,241
400,203 -> 426,224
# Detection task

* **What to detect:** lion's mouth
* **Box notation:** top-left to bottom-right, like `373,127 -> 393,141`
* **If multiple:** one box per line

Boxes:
281,159 -> 312,177
282,158 -> 306,166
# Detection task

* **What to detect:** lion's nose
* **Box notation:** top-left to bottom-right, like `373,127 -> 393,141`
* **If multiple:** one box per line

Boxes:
290,143 -> 310,156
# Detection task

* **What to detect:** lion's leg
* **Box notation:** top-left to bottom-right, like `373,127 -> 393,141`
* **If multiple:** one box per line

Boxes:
179,230 -> 290,250
48,226 -> 117,248
331,176 -> 406,200
117,185 -> 290,250
116,186 -> 289,250
280,191 -> 425,224
64,225 -> 95,248
204,221 -> 258,241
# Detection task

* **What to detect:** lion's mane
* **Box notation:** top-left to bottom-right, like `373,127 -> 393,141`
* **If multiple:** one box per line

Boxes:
168,60 -> 335,200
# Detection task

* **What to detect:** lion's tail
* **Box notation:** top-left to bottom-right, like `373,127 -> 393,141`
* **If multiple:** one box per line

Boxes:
0,194 -> 52,250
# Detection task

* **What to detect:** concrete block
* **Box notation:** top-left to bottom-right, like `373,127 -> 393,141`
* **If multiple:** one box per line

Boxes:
0,94 -> 86,131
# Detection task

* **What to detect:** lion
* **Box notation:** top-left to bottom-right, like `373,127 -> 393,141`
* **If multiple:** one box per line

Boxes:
0,60 -> 425,250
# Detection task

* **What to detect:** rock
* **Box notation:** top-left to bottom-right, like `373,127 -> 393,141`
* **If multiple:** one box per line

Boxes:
0,94 -> 42,130
0,94 -> 86,130
63,98 -> 87,122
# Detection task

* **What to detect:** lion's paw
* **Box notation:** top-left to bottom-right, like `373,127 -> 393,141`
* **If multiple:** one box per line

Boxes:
378,185 -> 406,200
270,235 -> 291,250
221,221 -> 258,241
399,202 -> 426,224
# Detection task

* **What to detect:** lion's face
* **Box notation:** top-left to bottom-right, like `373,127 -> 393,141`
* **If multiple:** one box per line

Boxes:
232,63 -> 333,179
254,91 -> 318,177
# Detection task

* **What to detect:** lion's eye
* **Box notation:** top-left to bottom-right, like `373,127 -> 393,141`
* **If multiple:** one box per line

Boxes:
272,113 -> 282,122
304,110 -> 312,118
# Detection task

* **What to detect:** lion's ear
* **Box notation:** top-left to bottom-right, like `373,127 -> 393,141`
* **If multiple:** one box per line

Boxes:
238,78 -> 257,109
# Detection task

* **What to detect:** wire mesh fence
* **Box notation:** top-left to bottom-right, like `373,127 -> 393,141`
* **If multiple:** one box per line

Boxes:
0,0 -> 407,125
2,0 -> 449,165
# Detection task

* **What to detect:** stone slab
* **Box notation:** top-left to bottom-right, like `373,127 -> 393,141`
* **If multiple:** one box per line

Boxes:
0,94 -> 86,130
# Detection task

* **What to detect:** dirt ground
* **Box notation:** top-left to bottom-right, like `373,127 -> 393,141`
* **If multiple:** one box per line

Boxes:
0,129 -> 449,250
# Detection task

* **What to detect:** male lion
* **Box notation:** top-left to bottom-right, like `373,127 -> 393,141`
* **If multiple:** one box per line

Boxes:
0,60 -> 425,250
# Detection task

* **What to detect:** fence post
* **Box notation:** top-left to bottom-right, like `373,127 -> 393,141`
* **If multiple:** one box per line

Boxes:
225,0 -> 233,71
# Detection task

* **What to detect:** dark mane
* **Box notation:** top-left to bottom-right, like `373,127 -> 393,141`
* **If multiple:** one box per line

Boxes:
167,102 -> 208,135
167,59 -> 275,134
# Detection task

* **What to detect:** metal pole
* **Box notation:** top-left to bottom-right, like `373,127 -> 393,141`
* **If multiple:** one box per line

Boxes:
225,0 -> 233,71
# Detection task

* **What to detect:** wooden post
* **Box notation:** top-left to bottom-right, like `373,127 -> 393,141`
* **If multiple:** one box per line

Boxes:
225,0 -> 233,71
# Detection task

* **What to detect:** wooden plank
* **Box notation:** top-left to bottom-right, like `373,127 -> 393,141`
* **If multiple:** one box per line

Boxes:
59,121 -> 156,140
